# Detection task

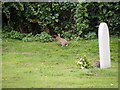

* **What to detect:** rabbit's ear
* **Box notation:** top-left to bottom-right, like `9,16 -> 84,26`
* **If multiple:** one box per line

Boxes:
58,33 -> 60,37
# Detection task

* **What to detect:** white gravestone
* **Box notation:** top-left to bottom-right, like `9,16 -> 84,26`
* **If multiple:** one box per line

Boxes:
98,22 -> 111,69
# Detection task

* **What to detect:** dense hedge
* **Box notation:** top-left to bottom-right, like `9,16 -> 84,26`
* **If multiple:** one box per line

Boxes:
75,2 -> 120,37
2,2 -> 120,41
2,2 -> 77,36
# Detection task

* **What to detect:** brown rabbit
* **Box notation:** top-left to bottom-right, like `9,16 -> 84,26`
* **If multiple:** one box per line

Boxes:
56,34 -> 68,47
93,60 -> 100,68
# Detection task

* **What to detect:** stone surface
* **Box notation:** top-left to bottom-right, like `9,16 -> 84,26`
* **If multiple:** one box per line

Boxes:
98,22 -> 111,69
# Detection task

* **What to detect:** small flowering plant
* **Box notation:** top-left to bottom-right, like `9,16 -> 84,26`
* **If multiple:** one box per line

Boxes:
76,55 -> 92,69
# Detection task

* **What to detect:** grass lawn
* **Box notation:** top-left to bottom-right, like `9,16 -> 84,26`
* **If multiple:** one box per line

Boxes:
2,37 -> 118,88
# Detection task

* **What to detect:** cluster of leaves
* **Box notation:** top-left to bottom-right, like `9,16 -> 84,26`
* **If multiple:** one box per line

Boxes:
61,30 -> 96,40
22,32 -> 53,42
2,2 -> 119,40
2,2 -> 77,35
75,2 -> 120,37
2,31 -> 53,42
2,30 -> 26,40
84,32 -> 96,40
76,55 -> 93,69
61,31 -> 82,41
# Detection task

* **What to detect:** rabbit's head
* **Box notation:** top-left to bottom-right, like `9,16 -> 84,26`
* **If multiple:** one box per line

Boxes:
56,34 -> 61,40
57,34 -> 60,37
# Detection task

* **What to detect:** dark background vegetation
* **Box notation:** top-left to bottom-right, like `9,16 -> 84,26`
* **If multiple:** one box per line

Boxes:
2,2 -> 120,41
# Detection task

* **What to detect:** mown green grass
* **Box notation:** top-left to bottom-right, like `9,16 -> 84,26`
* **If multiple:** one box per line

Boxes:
2,37 -> 118,88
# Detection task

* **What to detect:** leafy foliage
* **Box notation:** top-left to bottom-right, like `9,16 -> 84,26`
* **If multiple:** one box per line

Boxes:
2,30 -> 26,40
37,32 -> 53,42
22,33 -> 34,42
61,31 -> 82,41
2,2 -> 119,40
2,30 -> 53,42
2,2 -> 77,35
75,2 -> 120,36
23,32 -> 53,42
84,32 -> 96,40
22,32 -> 53,42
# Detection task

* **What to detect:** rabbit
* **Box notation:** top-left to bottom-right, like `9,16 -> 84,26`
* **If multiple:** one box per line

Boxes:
93,60 -> 100,68
55,34 -> 68,47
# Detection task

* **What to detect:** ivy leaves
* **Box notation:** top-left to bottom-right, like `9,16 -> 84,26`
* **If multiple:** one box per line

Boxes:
2,2 -> 119,36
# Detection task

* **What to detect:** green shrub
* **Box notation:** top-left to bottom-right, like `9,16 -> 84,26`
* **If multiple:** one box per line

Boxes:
34,32 -> 53,42
9,30 -> 26,40
2,2 -> 77,35
2,30 -> 26,40
2,30 -> 53,42
61,31 -> 72,40
22,33 -> 34,42
75,2 -> 120,36
61,31 -> 82,41
3,2 -> 119,40
84,32 -> 97,40
22,32 -> 53,42
2,32 -> 11,38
